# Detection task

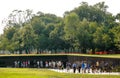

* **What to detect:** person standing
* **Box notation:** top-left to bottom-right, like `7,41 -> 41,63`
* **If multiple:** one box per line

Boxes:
66,62 -> 71,72
72,62 -> 77,73
40,61 -> 43,68
37,61 -> 40,68
81,61 -> 85,73
96,61 -> 100,72
77,62 -> 81,73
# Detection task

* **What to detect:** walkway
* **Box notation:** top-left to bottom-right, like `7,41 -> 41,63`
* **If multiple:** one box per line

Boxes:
50,69 -> 120,75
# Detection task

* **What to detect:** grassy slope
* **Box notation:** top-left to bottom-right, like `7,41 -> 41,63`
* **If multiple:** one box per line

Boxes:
0,54 -> 120,59
0,68 -> 119,78
67,54 -> 120,58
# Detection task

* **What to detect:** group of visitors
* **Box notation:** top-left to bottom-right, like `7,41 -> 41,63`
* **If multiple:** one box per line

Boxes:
66,60 -> 114,73
14,60 -> 30,68
14,60 -> 63,69
14,60 -> 116,73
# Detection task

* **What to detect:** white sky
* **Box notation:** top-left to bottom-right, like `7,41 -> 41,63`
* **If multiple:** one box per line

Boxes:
0,0 -> 120,34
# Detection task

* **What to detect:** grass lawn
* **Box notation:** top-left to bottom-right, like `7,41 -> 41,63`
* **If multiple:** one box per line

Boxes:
0,54 -> 120,59
67,54 -> 120,58
0,68 -> 119,78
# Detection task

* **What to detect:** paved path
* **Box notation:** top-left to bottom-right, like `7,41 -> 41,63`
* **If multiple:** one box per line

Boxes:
50,69 -> 120,75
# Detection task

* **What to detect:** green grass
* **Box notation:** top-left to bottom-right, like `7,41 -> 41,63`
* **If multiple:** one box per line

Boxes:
67,54 -> 120,58
0,68 -> 119,78
0,54 -> 120,59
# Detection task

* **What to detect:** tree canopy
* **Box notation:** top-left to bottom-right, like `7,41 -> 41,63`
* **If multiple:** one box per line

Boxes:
0,2 -> 120,54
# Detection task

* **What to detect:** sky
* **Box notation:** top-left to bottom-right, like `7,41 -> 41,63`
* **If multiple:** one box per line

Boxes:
0,0 -> 120,34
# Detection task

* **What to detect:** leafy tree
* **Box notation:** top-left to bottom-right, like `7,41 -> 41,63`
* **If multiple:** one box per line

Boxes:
72,2 -> 104,23
0,26 -> 17,53
2,9 -> 33,28
49,22 -> 66,51
111,25 -> 120,50
0,35 -> 8,52
94,2 -> 108,12
76,18 -> 91,53
20,24 -> 36,54
93,26 -> 111,51
64,12 -> 79,48
0,1 -> 119,54
88,22 -> 98,53
116,13 -> 120,22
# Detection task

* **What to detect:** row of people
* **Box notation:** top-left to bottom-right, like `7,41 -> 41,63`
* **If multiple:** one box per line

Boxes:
66,60 -> 114,73
14,60 -> 63,69
14,60 -> 116,73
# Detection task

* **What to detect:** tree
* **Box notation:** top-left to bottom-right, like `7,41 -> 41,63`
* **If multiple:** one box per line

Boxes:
111,25 -> 120,50
76,18 -> 91,53
88,22 -> 98,53
116,13 -> 120,22
0,35 -> 8,53
31,16 -> 45,35
64,12 -> 79,49
0,26 -> 17,53
71,1 -> 114,25
1,2 -> 119,54
94,2 -> 108,12
49,22 -> 66,51
2,9 -> 34,28
20,24 -> 36,54
93,26 -> 111,51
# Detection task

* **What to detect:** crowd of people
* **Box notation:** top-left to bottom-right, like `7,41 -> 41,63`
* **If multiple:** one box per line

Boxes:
14,60 -> 117,73
66,60 -> 114,73
14,60 -> 64,69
